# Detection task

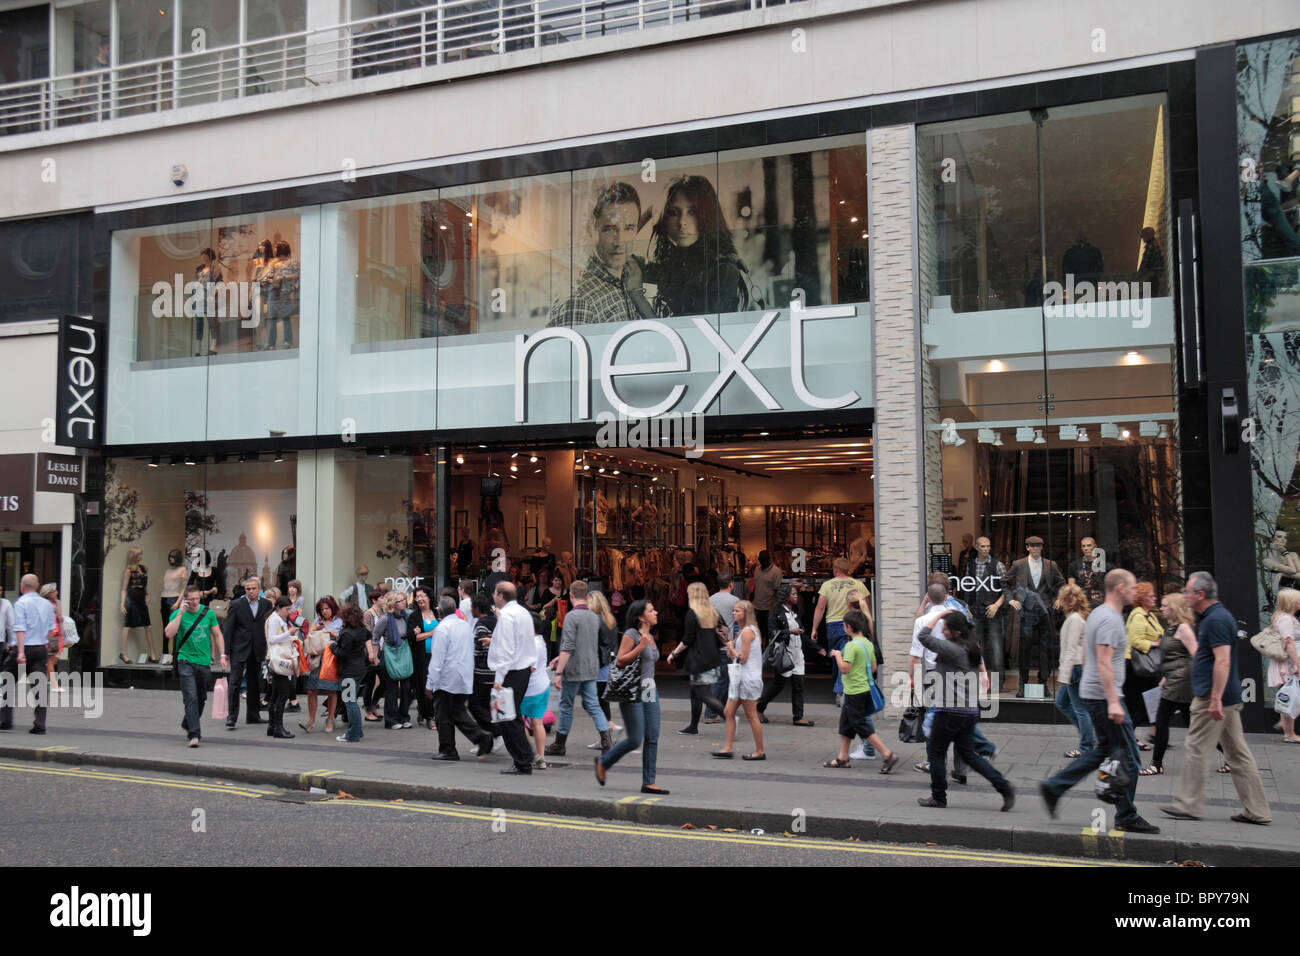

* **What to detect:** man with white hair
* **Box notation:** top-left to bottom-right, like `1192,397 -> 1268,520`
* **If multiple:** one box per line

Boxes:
1162,572 -> 1271,825
1,574 -> 56,734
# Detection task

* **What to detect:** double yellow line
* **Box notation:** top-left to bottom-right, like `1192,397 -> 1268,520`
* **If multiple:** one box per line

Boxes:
0,761 -> 1139,866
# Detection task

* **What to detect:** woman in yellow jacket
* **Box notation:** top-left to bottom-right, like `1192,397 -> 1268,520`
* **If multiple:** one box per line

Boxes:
1124,581 -> 1162,747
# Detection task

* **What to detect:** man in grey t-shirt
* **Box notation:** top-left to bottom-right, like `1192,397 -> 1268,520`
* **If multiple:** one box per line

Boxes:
1039,569 -> 1159,834
1078,604 -> 1127,701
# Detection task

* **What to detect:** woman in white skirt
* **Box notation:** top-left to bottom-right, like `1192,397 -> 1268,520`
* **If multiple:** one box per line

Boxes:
713,600 -> 766,761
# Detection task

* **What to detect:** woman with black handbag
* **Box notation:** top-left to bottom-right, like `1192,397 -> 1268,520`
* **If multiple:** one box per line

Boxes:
595,600 -> 667,794
756,584 -> 815,727
1124,582 -> 1163,747
665,587 -> 726,736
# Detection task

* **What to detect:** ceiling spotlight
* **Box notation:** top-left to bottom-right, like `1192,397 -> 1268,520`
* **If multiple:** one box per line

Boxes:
1139,420 -> 1160,438
455,454 -> 464,465
652,476 -> 658,482
849,216 -> 858,223
1075,427 -> 1089,442
1121,428 -> 1131,440
274,450 -> 284,462
1033,429 -> 1046,444
1157,424 -> 1168,439
612,469 -> 619,475
534,468 -> 542,474
530,455 -> 537,463
1059,425 -> 1077,442
511,452 -> 518,459
977,428 -> 995,445
598,466 -> 605,473
1015,426 -> 1035,443
942,427 -> 965,447
510,463 -> 518,472
759,432 -> 769,437
583,464 -> 590,471
239,452 -> 247,464
478,444 -> 487,449
379,447 -> 389,458
184,453 -> 196,466
992,432 -> 1003,447
148,456 -> 159,468
1100,422 -> 1120,440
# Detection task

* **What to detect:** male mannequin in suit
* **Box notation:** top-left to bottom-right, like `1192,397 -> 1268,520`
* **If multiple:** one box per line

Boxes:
223,576 -> 272,727
1008,535 -> 1064,695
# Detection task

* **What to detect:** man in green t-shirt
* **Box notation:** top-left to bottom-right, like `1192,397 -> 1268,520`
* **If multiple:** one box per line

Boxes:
164,586 -> 226,747
823,609 -> 899,771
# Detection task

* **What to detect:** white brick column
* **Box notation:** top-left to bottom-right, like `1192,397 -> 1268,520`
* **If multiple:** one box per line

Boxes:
869,124 -> 924,708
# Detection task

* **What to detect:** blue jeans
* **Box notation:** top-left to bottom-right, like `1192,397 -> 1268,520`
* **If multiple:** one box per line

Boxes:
1043,698 -> 1143,825
556,679 -> 610,735
1054,664 -> 1096,751
341,678 -> 364,741
178,660 -> 210,741
827,621 -> 847,694
600,695 -> 660,786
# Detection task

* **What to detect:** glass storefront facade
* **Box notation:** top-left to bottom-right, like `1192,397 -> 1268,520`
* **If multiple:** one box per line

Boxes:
919,93 -> 1184,701
99,131 -> 873,665
1239,33 -> 1300,704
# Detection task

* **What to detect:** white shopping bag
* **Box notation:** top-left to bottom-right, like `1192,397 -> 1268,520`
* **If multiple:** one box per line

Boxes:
1273,676 -> 1300,719
727,662 -> 743,700
1142,685 -> 1162,725
490,685 -> 517,723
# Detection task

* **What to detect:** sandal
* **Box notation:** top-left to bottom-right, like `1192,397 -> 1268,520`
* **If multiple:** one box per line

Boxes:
823,757 -> 851,768
793,719 -> 815,727
298,722 -> 314,734
324,722 -> 335,734
1064,749 -> 1082,759
1139,765 -> 1163,776
118,655 -> 129,665
1217,764 -> 1232,774
364,713 -> 382,721
1136,741 -> 1152,751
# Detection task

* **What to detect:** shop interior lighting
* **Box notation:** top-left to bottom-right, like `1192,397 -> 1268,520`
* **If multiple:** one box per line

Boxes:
1015,426 -> 1035,443
455,454 -> 464,465
1034,429 -> 1046,444
274,450 -> 284,462
378,447 -> 389,458
611,470 -> 619,475
148,456 -> 159,468
977,428 -> 995,444
1100,422 -> 1120,439
1121,428 -> 1131,440
511,452 -> 518,458
1075,427 -> 1089,442
1059,425 -> 1077,441
184,453 -> 196,465
992,432 -> 1003,446
530,455 -> 538,463
1139,420 -> 1160,437
510,463 -> 518,472
534,468 -> 542,474
1157,424 -> 1168,439
238,452 -> 247,463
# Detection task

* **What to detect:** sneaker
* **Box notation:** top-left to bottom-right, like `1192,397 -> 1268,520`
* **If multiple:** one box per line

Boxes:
188,738 -> 199,748
401,722 -> 413,729
849,745 -> 877,760
677,727 -> 699,735
336,735 -> 351,742
913,761 -> 930,773
1116,816 -> 1160,834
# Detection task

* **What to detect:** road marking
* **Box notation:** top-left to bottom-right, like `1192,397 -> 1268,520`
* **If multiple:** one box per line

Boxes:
1080,827 -> 1126,858
297,769 -> 343,789
0,760 -> 1143,867
36,745 -> 75,752
322,798 -> 1142,867
0,762 -> 270,799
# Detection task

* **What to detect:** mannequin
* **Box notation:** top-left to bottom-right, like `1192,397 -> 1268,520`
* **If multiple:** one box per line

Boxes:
555,551 -> 579,590
159,549 -> 189,653
188,549 -> 218,605
594,490 -> 610,536
340,564 -> 371,606
119,546 -> 158,663
1067,536 -> 1106,606
1062,233 -> 1104,286
1263,528 -> 1300,597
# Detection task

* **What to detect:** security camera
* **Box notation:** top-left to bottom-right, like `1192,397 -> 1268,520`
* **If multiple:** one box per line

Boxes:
170,164 -> 188,187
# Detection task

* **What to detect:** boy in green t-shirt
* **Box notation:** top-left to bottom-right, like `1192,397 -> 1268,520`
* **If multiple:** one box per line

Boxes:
164,587 -> 226,747
824,609 -> 899,771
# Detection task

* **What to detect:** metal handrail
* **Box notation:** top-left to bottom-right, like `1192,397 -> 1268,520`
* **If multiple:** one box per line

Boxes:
0,0 -> 787,137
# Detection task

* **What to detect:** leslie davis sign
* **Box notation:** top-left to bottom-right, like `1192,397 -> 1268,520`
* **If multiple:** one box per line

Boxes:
36,454 -> 85,494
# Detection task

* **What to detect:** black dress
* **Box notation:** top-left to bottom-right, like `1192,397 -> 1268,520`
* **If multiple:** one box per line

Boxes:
124,566 -> 151,628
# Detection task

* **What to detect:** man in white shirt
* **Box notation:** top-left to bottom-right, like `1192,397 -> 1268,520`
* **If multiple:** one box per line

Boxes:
0,583 -> 14,656
488,582 -> 539,774
2,574 -> 57,734
427,596 -> 494,761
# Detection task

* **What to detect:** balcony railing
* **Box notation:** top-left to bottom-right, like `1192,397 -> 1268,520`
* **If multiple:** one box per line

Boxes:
0,0 -> 798,137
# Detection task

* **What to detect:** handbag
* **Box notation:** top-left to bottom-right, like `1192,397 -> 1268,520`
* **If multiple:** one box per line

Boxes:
1130,644 -> 1162,677
604,657 -> 643,703
762,635 -> 794,674
383,638 -> 413,680
211,677 -> 229,720
319,645 -> 339,683
868,679 -> 886,715
1274,676 -> 1300,718
898,705 -> 926,743
267,639 -> 299,677
304,629 -> 329,658
489,685 -> 517,723
1251,625 -> 1290,662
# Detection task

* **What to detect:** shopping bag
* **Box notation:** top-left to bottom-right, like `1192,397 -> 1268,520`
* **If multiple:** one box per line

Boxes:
898,705 -> 925,743
211,678 -> 229,720
726,661 -> 743,700
319,645 -> 339,683
490,685 -> 517,723
1274,676 -> 1300,718
1142,685 -> 1162,725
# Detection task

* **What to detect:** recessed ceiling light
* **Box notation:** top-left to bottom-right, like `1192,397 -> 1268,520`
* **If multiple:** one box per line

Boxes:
455,454 -> 464,464
530,455 -> 538,463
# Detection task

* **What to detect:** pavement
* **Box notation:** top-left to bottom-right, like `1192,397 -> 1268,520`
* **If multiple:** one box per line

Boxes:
6,677 -> 1298,866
